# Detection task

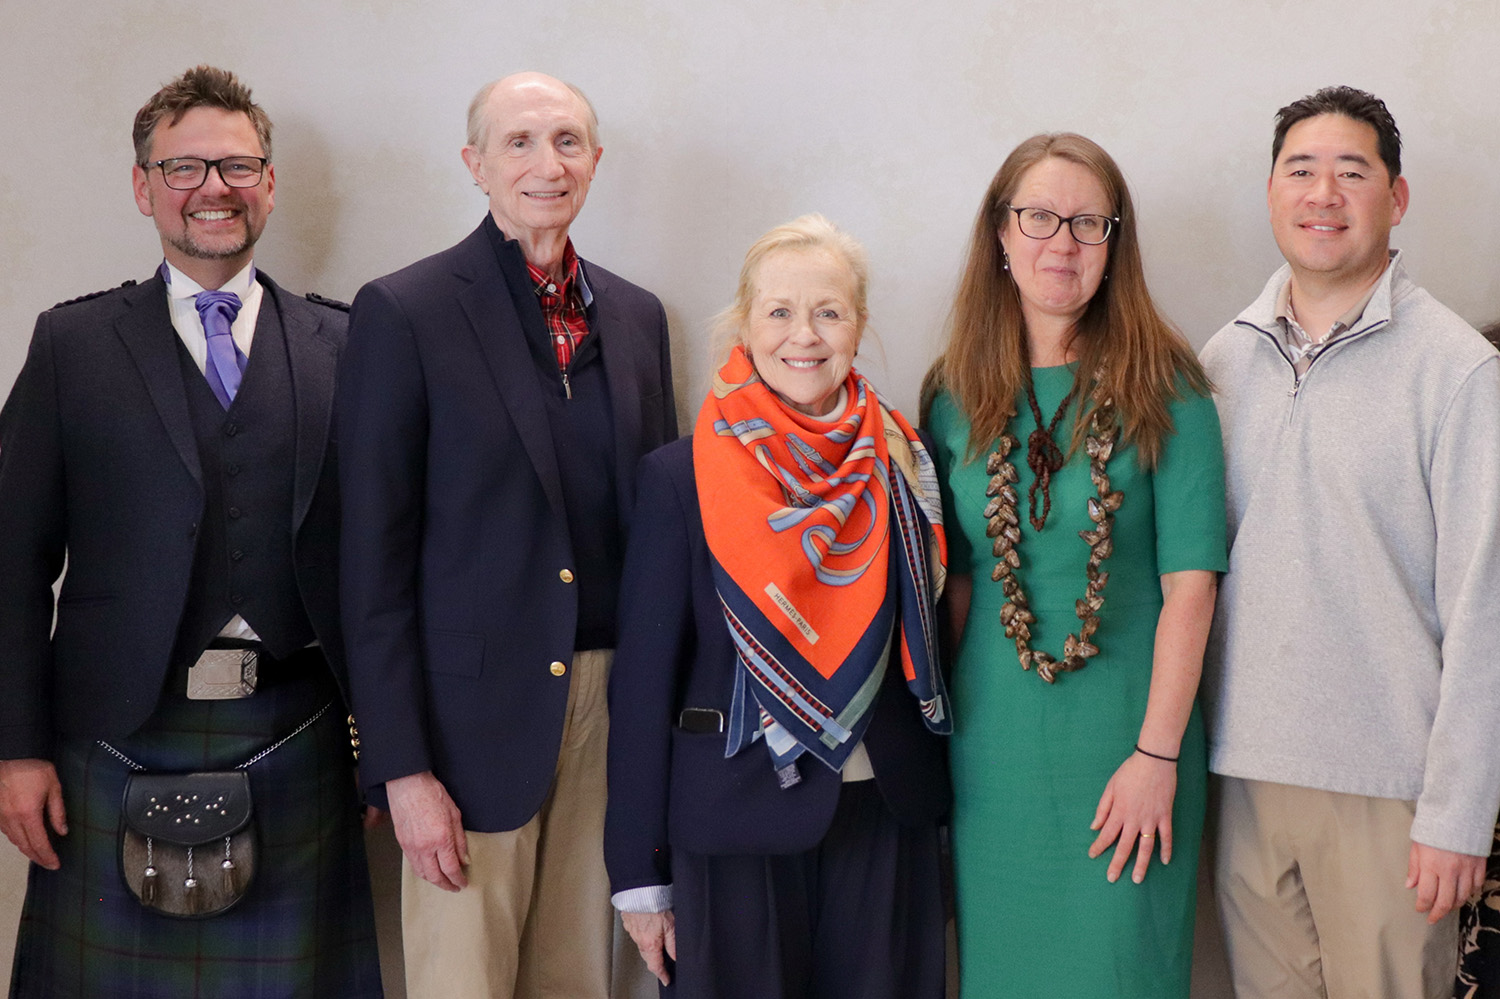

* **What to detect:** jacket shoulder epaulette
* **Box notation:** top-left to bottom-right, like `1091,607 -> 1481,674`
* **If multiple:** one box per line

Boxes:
304,292 -> 351,312
52,279 -> 138,310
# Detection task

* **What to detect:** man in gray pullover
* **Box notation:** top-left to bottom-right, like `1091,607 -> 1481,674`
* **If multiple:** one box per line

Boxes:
1201,85 -> 1500,999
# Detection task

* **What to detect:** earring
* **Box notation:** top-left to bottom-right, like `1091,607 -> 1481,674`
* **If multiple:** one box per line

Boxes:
1002,252 -> 1010,272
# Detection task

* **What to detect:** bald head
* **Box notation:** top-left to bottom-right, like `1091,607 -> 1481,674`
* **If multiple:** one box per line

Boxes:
466,72 -> 598,152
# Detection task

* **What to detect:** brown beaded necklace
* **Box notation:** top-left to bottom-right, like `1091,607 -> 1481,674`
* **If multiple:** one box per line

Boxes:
1021,378 -> 1077,531
983,382 -> 1122,684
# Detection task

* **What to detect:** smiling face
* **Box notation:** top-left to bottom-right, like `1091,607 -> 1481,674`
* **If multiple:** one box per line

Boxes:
461,74 -> 601,262
132,106 -> 274,287
742,248 -> 863,418
998,156 -> 1112,333
1268,113 -> 1408,294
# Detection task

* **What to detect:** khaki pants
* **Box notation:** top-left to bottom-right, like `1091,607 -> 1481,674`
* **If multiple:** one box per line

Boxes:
1213,776 -> 1460,999
400,649 -> 617,999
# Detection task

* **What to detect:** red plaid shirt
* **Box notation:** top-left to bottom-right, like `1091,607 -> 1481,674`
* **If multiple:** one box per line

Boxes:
527,242 -> 590,372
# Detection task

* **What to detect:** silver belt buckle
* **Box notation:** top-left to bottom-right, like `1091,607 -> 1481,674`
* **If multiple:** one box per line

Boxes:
186,648 -> 258,700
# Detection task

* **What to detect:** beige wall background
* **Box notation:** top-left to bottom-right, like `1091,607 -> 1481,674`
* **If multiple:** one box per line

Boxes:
2,1 -> 1497,995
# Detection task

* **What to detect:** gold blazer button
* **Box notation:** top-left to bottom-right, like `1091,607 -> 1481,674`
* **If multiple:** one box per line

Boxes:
549,661 -> 568,676
559,569 -> 575,583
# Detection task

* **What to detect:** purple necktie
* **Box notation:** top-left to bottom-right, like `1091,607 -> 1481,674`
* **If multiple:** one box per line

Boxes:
194,290 -> 247,409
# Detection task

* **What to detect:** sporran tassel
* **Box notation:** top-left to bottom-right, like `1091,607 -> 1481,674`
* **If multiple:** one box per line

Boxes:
221,836 -> 239,895
141,836 -> 159,904
184,846 -> 200,915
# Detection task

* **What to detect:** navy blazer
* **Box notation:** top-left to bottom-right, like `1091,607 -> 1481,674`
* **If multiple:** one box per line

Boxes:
338,220 -> 677,832
604,437 -> 951,896
0,273 -> 349,759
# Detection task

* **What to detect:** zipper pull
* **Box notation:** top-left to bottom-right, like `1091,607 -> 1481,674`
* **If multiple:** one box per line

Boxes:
561,368 -> 572,400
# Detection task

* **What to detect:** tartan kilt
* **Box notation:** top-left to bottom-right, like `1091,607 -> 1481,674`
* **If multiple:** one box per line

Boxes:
9,658 -> 382,999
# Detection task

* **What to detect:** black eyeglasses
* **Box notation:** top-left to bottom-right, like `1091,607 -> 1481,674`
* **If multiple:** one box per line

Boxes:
1006,206 -> 1118,245
143,156 -> 269,190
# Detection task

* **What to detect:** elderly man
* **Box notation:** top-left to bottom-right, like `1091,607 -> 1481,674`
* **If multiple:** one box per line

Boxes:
1201,85 -> 1500,998
0,66 -> 380,997
339,72 -> 676,997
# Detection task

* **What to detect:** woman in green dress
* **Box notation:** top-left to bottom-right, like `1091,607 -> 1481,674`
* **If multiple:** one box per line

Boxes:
922,133 -> 1227,998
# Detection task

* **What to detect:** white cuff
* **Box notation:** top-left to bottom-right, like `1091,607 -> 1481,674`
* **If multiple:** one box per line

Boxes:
611,884 -> 673,914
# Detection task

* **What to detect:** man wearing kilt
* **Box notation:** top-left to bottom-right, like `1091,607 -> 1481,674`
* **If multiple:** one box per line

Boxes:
0,66 -> 381,997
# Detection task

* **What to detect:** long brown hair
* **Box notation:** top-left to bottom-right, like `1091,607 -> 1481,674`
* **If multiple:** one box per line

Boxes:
921,133 -> 1208,469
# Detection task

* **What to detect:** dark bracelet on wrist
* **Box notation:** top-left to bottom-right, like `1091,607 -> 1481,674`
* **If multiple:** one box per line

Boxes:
1134,744 -> 1179,763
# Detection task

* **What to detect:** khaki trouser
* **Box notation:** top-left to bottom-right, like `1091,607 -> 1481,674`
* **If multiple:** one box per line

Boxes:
400,649 -> 618,999
1213,776 -> 1460,999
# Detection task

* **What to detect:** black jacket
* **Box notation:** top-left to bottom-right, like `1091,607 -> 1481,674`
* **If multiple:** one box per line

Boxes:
0,272 -> 349,757
338,220 -> 677,831
604,437 -> 951,896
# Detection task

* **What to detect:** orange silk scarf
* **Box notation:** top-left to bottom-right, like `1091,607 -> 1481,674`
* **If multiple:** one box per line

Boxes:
694,346 -> 949,773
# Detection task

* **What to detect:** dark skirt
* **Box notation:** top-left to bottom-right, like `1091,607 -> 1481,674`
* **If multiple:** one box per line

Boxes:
665,780 -> 945,999
1456,818 -> 1500,999
9,655 -> 382,999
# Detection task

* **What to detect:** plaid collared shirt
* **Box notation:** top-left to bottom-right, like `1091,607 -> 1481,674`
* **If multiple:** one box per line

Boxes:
1275,272 -> 1381,378
527,243 -> 590,372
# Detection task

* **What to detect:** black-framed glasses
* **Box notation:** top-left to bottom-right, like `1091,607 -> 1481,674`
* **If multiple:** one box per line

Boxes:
144,156 -> 269,190
1006,206 -> 1118,245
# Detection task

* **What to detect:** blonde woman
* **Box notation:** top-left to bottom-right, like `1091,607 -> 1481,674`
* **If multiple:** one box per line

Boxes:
607,216 -> 950,998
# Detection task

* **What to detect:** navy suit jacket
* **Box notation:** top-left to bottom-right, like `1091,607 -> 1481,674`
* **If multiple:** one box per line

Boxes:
0,273 -> 349,759
604,438 -> 951,896
338,220 -> 677,832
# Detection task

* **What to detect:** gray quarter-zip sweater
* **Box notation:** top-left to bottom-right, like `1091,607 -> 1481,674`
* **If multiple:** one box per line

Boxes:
1200,251 -> 1500,856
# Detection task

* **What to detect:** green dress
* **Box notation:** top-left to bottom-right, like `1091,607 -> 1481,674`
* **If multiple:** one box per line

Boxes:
928,367 -> 1227,999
